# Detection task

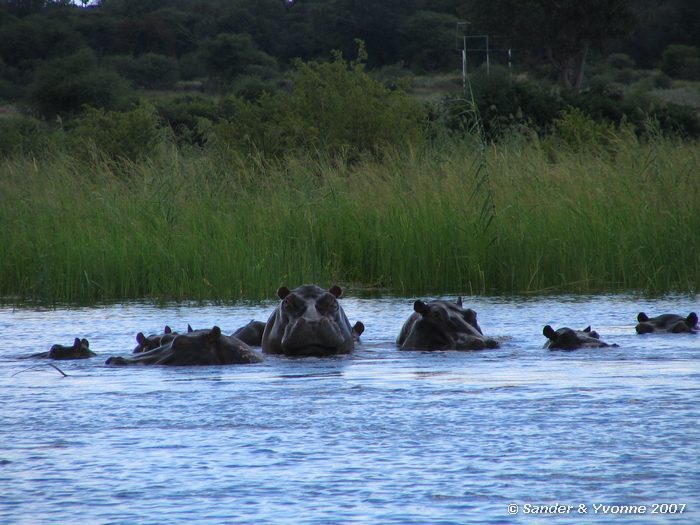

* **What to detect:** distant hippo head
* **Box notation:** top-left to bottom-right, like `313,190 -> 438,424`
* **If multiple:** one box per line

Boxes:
262,284 -> 356,357
231,320 -> 266,347
133,326 -> 175,354
46,338 -> 95,360
543,325 -> 615,350
635,312 -> 698,334
107,326 -> 263,366
397,299 -> 498,350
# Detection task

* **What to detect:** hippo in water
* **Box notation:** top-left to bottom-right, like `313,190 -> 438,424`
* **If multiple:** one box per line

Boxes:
231,320 -> 266,347
543,325 -> 617,350
635,312 -> 698,334
106,326 -> 262,366
261,284 -> 357,357
31,338 -> 95,359
133,325 -> 177,353
396,298 -> 499,350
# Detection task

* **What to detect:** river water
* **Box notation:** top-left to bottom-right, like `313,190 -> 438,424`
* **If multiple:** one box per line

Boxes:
1,293 -> 698,524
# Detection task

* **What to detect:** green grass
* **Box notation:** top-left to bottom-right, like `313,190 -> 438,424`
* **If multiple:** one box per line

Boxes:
1,133 -> 699,303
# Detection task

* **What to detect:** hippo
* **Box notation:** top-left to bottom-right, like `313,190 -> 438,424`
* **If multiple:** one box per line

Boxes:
231,320 -> 266,347
635,312 -> 698,334
106,326 -> 262,366
543,325 -> 617,350
261,284 -> 357,356
396,298 -> 499,350
133,325 -> 177,353
351,321 -> 365,343
31,338 -> 95,359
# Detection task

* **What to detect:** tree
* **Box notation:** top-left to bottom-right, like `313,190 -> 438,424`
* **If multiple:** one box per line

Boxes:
466,0 -> 637,91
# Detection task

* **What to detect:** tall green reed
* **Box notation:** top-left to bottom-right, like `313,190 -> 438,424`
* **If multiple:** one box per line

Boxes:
0,133 -> 698,303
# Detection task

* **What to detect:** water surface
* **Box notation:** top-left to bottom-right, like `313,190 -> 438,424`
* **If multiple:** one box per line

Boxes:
1,294 -> 698,524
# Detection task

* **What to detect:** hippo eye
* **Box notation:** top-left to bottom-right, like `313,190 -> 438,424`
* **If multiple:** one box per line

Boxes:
317,295 -> 338,314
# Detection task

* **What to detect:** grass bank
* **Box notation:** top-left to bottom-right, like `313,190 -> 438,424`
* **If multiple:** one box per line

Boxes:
1,134 -> 699,303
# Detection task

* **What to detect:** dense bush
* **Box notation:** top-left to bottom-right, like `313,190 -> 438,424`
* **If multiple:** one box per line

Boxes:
0,115 -> 50,158
106,53 -> 179,90
156,95 -> 219,147
66,102 -> 163,163
661,44 -> 700,80
26,48 -> 131,118
207,46 -> 427,158
438,68 -> 564,141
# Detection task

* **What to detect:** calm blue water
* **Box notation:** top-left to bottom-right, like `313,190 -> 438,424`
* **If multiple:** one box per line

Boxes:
1,294 -> 698,524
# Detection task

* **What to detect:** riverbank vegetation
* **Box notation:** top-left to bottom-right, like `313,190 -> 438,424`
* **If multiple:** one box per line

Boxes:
2,116 -> 698,302
1,1 -> 699,302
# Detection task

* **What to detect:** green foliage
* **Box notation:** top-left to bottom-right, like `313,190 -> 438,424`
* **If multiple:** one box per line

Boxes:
1,134 -> 698,302
66,102 -> 163,163
26,48 -> 131,118
107,53 -> 179,89
550,107 -> 618,152
397,10 -> 460,72
0,114 -> 50,157
208,46 -> 427,158
439,69 -> 564,140
155,95 -> 218,147
201,32 -> 277,85
661,44 -> 700,80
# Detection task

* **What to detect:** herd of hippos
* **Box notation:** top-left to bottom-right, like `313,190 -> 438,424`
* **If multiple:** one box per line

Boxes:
28,284 -> 699,366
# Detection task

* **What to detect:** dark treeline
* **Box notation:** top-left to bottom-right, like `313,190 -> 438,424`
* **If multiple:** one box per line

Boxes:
1,0 -> 699,158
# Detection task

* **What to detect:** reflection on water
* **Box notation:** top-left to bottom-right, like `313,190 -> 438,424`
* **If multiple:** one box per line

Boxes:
0,294 -> 699,524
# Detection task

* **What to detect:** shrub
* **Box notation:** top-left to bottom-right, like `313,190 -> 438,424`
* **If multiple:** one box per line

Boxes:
0,115 -> 50,157
661,44 -> 700,79
26,49 -> 131,118
207,45 -> 427,158
551,107 -> 618,152
439,68 -> 564,141
66,102 -> 163,163
156,95 -> 218,147
107,53 -> 179,90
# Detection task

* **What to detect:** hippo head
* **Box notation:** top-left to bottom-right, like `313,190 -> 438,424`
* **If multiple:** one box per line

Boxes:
262,284 -> 355,357
397,299 -> 497,350
636,312 -> 698,334
133,326 -> 174,354
543,325 -> 611,350
48,338 -> 95,360
107,326 -> 263,366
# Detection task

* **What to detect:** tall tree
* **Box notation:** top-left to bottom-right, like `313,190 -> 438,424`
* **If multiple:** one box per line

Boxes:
466,0 -> 637,91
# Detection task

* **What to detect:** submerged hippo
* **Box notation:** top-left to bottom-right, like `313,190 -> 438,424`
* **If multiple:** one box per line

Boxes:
635,312 -> 698,334
31,338 -> 95,359
231,320 -> 266,347
262,284 -> 357,356
397,298 -> 499,350
543,325 -> 617,350
133,325 -> 177,353
351,321 -> 365,342
106,326 -> 262,366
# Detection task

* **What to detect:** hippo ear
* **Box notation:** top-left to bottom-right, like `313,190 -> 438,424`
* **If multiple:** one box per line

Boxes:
637,312 -> 648,322
73,337 -> 82,349
413,300 -> 428,314
329,285 -> 342,298
136,332 -> 147,344
583,326 -> 591,333
687,312 -> 698,327
456,297 -> 463,307
543,325 -> 556,340
277,287 -> 291,299
188,324 -> 193,332
353,321 -> 365,336
164,326 -> 172,334
210,326 -> 221,340
81,338 -> 89,348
